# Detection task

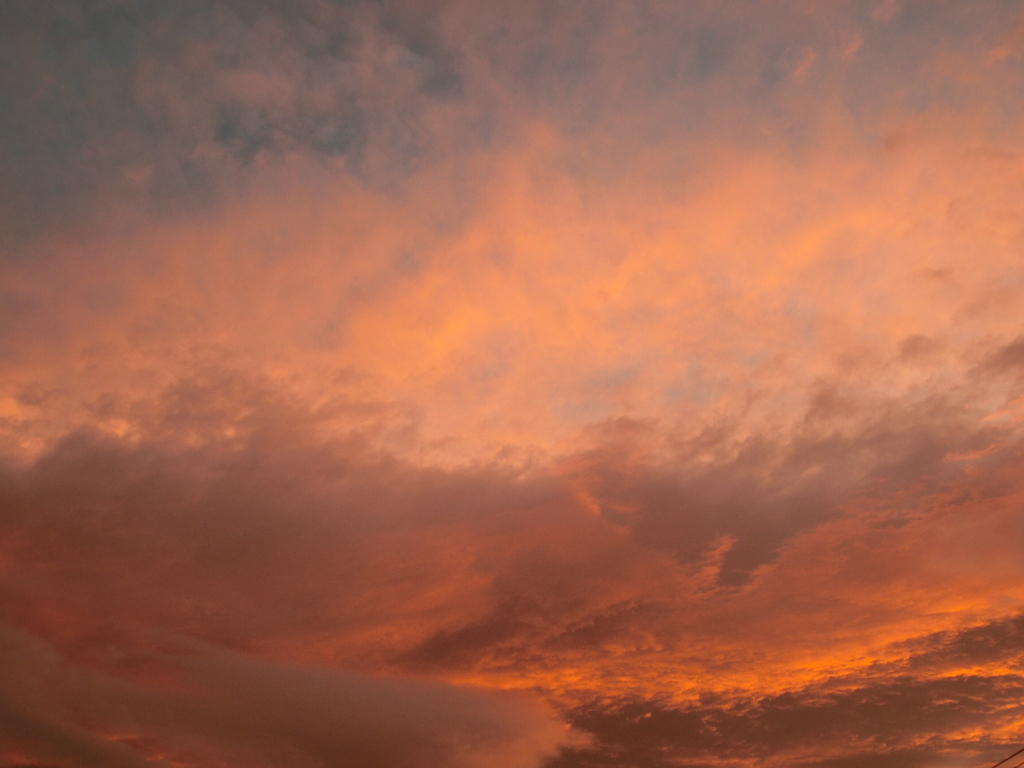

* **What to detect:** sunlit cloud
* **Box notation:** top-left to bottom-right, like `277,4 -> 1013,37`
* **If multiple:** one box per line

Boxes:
3,0 -> 1024,766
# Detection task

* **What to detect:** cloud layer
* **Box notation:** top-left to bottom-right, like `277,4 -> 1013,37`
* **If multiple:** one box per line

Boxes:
3,0 -> 1024,766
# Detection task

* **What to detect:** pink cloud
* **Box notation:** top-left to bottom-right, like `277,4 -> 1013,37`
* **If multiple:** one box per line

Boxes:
4,1 -> 1024,765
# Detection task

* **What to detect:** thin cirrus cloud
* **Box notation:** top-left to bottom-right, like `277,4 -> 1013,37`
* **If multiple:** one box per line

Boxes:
2,0 -> 1024,766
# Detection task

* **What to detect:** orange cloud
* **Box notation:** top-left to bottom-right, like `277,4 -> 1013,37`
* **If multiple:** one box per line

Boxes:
4,1 -> 1024,766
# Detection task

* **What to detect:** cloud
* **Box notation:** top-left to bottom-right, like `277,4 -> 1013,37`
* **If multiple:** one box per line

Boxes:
3,373 -> 1024,688
0,0 -> 474,245
5,1 -> 1024,766
0,624 -> 571,768
549,610 -> 1024,767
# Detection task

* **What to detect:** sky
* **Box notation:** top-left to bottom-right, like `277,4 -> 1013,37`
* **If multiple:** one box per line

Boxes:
2,0 -> 1024,766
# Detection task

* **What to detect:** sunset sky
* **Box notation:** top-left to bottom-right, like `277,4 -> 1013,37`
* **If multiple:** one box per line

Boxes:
3,1 -> 1024,766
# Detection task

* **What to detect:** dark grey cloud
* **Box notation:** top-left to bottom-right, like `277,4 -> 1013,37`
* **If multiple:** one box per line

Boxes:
903,613 -> 1024,673
560,389 -> 1009,585
0,403 -> 569,652
0,0 -> 468,245
2,364 -> 1020,667
982,337 -> 1024,374
549,673 -> 1024,768
0,624 -> 567,768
